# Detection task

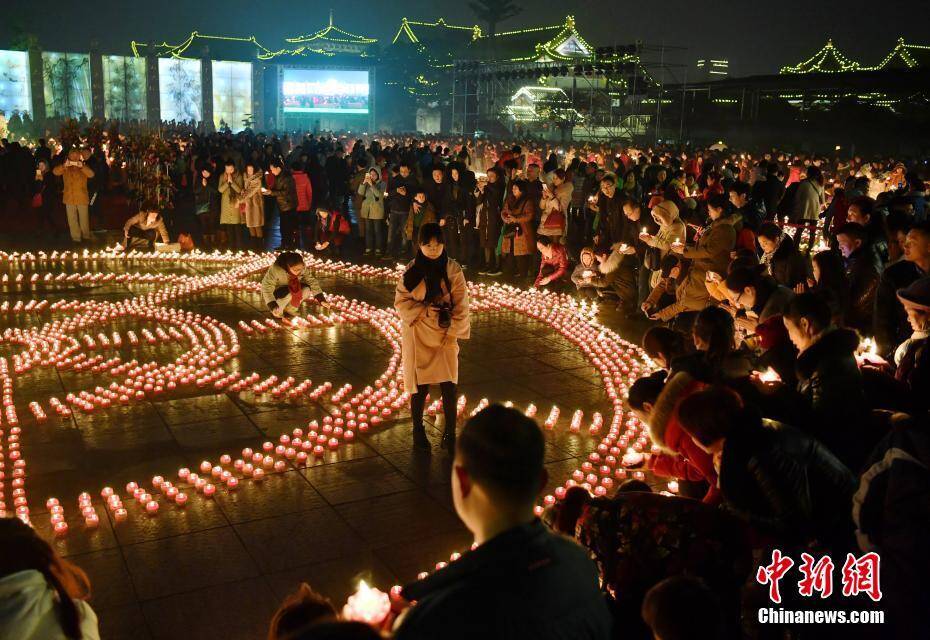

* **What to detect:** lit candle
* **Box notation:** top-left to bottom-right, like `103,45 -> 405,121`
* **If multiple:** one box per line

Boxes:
342,580 -> 391,626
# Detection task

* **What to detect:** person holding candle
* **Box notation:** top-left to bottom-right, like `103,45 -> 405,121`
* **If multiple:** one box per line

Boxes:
122,203 -> 170,251
261,252 -> 329,319
657,194 -> 736,323
722,265 -> 797,384
395,405 -> 611,640
627,371 -> 720,504
639,200 -> 686,289
533,237 -> 570,291
677,386 -> 856,550
395,223 -> 470,453
475,166 -> 505,276
782,292 -> 872,470
0,517 -> 101,639
570,247 -> 605,298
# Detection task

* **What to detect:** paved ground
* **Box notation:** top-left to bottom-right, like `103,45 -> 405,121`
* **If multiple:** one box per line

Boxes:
0,227 -> 650,640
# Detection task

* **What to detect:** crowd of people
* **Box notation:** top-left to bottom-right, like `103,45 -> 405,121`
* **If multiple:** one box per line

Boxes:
1,122 -> 930,639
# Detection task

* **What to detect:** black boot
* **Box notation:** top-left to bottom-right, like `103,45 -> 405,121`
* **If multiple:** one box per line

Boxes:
413,424 -> 431,451
441,427 -> 455,454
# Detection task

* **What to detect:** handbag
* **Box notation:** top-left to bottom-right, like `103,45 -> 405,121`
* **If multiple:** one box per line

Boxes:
543,210 -> 566,230
337,215 -> 350,236
31,192 -> 43,208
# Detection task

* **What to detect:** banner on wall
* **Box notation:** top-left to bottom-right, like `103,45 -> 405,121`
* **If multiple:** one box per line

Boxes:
103,55 -> 147,121
212,60 -> 251,132
42,52 -> 92,119
0,50 -> 32,121
158,58 -> 202,123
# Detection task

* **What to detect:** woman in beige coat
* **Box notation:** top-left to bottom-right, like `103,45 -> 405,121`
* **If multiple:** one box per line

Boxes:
242,162 -> 265,250
395,222 -> 470,453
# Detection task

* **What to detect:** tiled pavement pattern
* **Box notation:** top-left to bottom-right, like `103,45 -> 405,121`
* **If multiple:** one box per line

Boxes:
0,233 -> 649,640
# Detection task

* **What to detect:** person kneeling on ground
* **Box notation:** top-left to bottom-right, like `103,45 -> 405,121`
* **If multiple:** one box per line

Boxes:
394,404 -> 612,640
534,236 -> 570,291
122,203 -> 169,250
571,247 -> 605,298
314,207 -> 349,257
261,252 -> 329,319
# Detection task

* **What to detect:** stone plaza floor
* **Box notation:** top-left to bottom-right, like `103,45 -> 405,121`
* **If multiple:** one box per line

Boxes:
0,239 -> 652,640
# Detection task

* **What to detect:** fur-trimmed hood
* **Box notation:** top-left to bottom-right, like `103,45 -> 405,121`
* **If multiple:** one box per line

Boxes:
647,371 -> 704,453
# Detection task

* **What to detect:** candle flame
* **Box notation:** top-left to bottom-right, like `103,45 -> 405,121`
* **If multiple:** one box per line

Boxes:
756,367 -> 781,383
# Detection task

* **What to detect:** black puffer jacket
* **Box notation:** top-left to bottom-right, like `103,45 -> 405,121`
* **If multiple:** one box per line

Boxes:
796,327 -> 870,470
844,247 -> 881,335
720,410 -> 856,548
268,171 -> 297,213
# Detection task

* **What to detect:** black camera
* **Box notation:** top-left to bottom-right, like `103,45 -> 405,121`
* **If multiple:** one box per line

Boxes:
436,303 -> 452,329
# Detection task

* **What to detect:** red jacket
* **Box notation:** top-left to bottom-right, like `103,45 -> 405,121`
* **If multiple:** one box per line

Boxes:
645,373 -> 720,504
293,170 -> 313,212
535,243 -> 570,286
317,211 -> 348,246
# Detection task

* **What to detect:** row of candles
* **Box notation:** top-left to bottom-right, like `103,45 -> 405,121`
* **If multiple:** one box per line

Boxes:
0,247 -> 678,626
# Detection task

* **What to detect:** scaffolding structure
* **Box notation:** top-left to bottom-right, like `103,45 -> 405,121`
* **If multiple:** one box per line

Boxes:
449,42 -> 694,143
450,55 -> 654,142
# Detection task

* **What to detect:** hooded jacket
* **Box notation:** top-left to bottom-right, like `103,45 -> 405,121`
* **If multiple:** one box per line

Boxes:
643,200 -> 686,258
0,570 -> 100,640
646,372 -> 720,504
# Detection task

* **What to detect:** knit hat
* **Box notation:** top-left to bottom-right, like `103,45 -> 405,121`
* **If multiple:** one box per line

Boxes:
651,200 -> 680,226
897,276 -> 930,312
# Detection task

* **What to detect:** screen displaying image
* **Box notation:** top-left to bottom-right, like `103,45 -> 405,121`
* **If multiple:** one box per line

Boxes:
0,50 -> 32,119
282,69 -> 368,114
159,58 -> 202,123
212,60 -> 251,132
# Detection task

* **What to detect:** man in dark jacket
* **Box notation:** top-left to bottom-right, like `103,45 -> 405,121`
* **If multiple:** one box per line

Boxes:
679,386 -> 856,550
396,405 -> 611,640
874,222 -> 930,355
387,162 -> 419,258
269,159 -> 298,249
783,293 -> 872,471
727,181 -> 765,230
837,222 -> 881,336
847,195 -> 889,265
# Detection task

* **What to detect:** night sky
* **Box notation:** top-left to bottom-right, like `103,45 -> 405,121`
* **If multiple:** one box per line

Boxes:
1,0 -> 925,78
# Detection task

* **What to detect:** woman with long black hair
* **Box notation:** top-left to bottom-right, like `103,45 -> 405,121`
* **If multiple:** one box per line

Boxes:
475,166 -> 506,276
500,179 -> 537,280
0,517 -> 100,639
395,223 -> 471,453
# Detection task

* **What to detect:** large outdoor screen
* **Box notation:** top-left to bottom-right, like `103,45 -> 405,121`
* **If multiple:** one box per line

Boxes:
281,69 -> 368,114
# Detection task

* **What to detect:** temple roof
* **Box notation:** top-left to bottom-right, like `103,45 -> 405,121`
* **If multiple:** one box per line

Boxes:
780,39 -> 860,74
781,37 -> 930,74
286,11 -> 377,48
871,38 -> 930,70
463,15 -> 593,63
